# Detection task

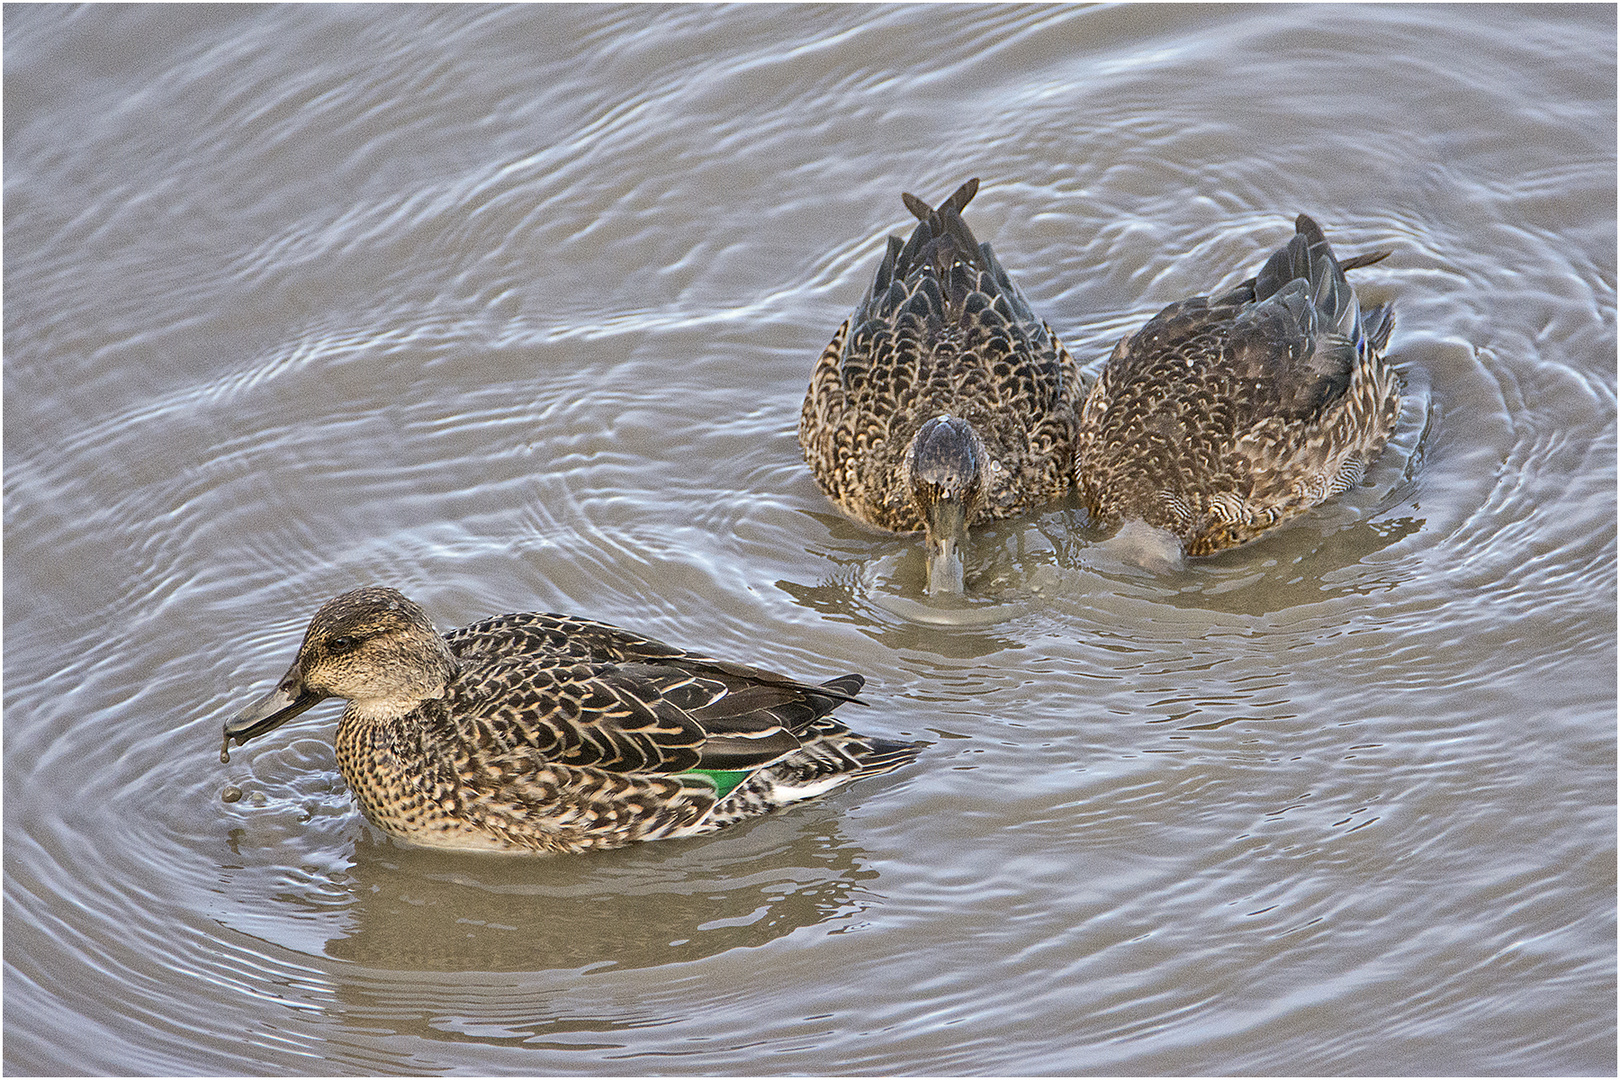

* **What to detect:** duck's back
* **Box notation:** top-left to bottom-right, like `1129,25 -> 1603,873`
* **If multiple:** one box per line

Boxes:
438,611 -> 867,763
800,180 -> 1083,532
1075,214 -> 1400,556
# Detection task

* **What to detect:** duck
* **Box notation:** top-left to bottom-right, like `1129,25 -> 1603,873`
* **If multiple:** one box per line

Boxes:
1073,213 -> 1400,565
220,586 -> 919,854
799,179 -> 1084,594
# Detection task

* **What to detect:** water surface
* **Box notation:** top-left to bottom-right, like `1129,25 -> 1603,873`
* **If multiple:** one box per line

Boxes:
5,4 -> 1614,1074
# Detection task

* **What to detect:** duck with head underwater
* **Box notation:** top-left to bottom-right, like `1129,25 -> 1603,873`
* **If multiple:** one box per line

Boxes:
1072,213 -> 1402,568
799,179 -> 1085,595
220,587 -> 919,854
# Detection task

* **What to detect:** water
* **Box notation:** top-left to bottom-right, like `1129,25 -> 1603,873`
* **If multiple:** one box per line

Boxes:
5,4 -> 1613,1074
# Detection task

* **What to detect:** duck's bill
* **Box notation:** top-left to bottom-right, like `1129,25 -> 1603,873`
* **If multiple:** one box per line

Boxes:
922,501 -> 969,596
223,680 -> 326,747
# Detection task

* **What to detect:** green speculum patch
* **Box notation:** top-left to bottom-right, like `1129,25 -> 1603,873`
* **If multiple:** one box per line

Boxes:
683,769 -> 750,799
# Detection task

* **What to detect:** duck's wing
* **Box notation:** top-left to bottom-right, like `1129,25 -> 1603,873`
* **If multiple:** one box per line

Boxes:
442,618 -> 863,774
446,611 -> 686,665
1097,216 -> 1393,428
446,612 -> 858,702
1225,214 -> 1394,421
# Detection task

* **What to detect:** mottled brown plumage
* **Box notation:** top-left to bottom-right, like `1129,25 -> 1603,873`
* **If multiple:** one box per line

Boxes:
1075,214 -> 1400,558
799,179 -> 1084,592
222,587 -> 918,854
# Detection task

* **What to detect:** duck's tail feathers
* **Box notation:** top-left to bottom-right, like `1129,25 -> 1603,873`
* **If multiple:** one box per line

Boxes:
1255,215 -> 1347,337
777,720 -> 923,788
1359,302 -> 1394,355
1256,214 -> 1393,358
858,178 -> 1042,331
844,733 -> 925,779
1339,249 -> 1392,273
815,673 -> 867,704
700,723 -> 922,826
903,177 -> 978,223
1340,246 -> 1395,355
896,178 -> 984,283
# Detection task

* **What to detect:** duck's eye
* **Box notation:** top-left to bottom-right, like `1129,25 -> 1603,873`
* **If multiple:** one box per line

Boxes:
326,635 -> 360,654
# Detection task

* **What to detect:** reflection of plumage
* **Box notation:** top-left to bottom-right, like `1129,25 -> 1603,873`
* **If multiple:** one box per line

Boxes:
800,179 -> 1084,592
1076,214 -> 1400,556
222,587 -> 918,854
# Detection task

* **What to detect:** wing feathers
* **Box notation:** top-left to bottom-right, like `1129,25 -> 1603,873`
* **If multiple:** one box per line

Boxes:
444,616 -> 866,776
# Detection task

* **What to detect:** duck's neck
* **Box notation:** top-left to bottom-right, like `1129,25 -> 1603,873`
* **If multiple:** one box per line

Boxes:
345,693 -> 435,723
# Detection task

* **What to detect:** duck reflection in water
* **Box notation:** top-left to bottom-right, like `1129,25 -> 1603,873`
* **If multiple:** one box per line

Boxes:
312,812 -> 883,974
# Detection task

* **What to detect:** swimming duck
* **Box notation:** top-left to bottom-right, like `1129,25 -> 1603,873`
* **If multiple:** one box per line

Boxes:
221,587 -> 919,854
799,179 -> 1084,594
1074,214 -> 1400,564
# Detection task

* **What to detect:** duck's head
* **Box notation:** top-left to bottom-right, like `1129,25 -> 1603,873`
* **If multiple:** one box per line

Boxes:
222,587 -> 458,756
902,415 -> 990,595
